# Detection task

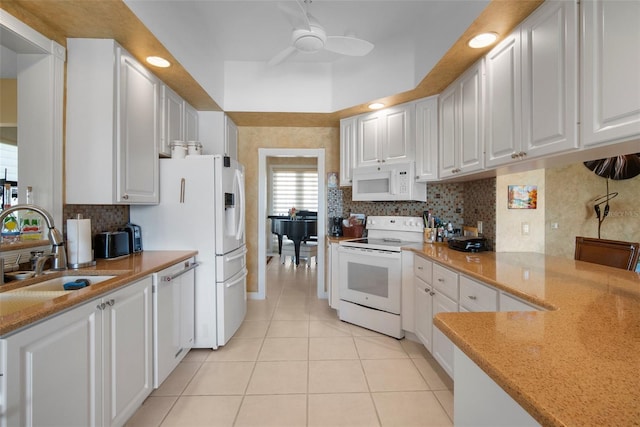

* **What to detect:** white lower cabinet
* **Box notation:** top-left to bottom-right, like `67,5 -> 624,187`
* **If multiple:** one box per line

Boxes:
414,278 -> 434,352
153,259 -> 196,388
432,290 -> 458,378
459,276 -> 498,312
327,242 -> 340,309
3,276 -> 153,427
103,277 -> 153,427
410,254 -> 545,381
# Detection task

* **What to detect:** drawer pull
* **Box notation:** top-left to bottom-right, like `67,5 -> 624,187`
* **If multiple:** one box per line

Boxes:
467,295 -> 477,300
417,266 -> 423,270
437,278 -> 444,282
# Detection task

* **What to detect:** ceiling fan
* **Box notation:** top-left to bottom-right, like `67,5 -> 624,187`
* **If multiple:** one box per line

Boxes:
268,0 -> 374,66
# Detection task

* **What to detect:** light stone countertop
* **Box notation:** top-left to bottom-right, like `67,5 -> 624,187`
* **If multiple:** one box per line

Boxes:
0,251 -> 197,337
408,244 -> 640,427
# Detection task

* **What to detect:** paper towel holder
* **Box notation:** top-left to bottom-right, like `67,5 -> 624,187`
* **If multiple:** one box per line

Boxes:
67,214 -> 97,269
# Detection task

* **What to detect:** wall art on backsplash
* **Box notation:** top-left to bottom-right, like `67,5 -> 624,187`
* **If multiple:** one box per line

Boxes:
508,185 -> 538,209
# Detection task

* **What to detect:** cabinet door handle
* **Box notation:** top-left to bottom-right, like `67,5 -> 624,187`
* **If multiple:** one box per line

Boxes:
437,278 -> 445,282
417,266 -> 423,270
122,194 -> 129,200
430,291 -> 435,296
467,295 -> 477,300
106,299 -> 115,306
97,303 -> 106,310
180,178 -> 186,203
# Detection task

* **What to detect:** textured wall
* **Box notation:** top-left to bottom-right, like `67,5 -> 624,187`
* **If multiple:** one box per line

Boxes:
496,169 -> 546,253
545,162 -> 640,259
239,126 -> 340,292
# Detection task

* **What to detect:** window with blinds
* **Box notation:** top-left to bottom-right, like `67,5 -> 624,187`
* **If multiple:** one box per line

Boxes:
271,167 -> 318,216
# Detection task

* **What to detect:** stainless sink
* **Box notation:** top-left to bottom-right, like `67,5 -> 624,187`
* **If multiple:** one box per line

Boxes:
6,275 -> 116,293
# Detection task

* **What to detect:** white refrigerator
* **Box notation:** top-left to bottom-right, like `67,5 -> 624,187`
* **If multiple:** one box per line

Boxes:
131,155 -> 247,349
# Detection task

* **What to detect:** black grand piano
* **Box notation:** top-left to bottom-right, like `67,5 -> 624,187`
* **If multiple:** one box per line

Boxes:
269,211 -> 317,266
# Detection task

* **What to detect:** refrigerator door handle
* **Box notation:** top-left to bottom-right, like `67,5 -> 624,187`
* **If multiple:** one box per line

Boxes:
235,169 -> 245,240
226,268 -> 248,288
225,247 -> 248,262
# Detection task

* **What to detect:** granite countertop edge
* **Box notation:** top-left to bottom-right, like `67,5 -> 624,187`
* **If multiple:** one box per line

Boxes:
0,250 -> 197,337
406,244 -> 640,427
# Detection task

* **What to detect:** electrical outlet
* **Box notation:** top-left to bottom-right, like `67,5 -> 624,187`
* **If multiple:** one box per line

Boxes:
551,223 -> 559,229
477,221 -> 483,234
521,222 -> 530,235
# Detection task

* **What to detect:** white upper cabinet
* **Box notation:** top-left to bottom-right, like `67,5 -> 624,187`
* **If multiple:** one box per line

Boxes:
66,39 -> 159,204
340,116 -> 357,186
486,0 -> 578,168
198,111 -> 238,158
160,85 -> 184,157
439,60 -> 484,178
484,32 -> 522,167
356,103 -> 414,168
160,85 -> 199,157
184,102 -> 199,142
415,96 -> 439,181
521,0 -> 578,157
225,114 -> 238,159
581,0 -> 640,147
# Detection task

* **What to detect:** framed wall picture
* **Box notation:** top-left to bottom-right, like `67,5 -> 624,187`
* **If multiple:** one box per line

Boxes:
508,185 -> 537,209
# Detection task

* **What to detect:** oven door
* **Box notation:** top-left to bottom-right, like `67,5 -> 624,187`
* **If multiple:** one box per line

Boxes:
338,245 -> 402,314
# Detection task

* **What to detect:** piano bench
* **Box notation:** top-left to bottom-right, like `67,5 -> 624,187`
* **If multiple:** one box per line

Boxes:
281,242 -> 318,267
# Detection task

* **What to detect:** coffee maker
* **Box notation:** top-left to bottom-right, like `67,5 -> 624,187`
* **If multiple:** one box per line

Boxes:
330,217 -> 343,237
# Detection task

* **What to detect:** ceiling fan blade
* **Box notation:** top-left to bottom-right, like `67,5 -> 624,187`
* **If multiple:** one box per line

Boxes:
325,36 -> 374,56
267,46 -> 297,66
277,0 -> 310,31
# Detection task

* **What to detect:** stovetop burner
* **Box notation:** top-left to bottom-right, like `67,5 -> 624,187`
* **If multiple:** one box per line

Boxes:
340,216 -> 424,251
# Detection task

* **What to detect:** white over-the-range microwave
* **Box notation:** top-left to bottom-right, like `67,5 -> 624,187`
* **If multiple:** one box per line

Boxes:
351,162 -> 427,202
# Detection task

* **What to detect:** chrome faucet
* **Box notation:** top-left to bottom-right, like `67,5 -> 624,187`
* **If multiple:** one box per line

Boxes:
0,204 -> 68,272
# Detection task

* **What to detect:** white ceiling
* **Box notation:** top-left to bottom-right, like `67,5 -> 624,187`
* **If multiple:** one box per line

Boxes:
123,0 -> 489,113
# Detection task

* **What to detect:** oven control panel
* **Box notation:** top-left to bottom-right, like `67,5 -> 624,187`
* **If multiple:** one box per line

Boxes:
366,216 -> 424,232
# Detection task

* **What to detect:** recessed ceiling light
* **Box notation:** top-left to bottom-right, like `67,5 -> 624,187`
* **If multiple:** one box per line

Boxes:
368,102 -> 385,110
468,32 -> 498,49
146,56 -> 171,68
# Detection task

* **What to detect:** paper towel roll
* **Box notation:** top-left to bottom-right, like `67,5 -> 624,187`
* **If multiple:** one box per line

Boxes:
67,218 -> 93,265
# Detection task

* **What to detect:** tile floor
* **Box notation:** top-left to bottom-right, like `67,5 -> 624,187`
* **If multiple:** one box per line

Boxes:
126,258 -> 454,427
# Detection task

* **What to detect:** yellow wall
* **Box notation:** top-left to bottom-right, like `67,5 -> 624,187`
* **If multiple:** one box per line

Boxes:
237,126 -> 340,292
0,79 -> 17,125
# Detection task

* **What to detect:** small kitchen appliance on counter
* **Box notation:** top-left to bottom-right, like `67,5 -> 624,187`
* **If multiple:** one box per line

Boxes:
120,223 -> 143,253
94,231 -> 130,259
447,236 -> 488,252
330,217 -> 343,236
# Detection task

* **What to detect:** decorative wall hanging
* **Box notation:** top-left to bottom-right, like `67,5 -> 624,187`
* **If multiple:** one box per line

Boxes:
508,185 -> 537,209
583,153 -> 639,238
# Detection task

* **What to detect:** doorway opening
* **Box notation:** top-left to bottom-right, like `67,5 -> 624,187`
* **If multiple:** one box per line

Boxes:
256,148 -> 326,300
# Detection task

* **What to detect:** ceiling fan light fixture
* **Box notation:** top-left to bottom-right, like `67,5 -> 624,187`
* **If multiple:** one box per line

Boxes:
468,32 -> 498,49
368,102 -> 385,110
294,34 -> 325,53
146,56 -> 171,68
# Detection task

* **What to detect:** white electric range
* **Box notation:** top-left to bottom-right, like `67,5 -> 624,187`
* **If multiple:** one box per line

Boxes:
338,216 -> 424,338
